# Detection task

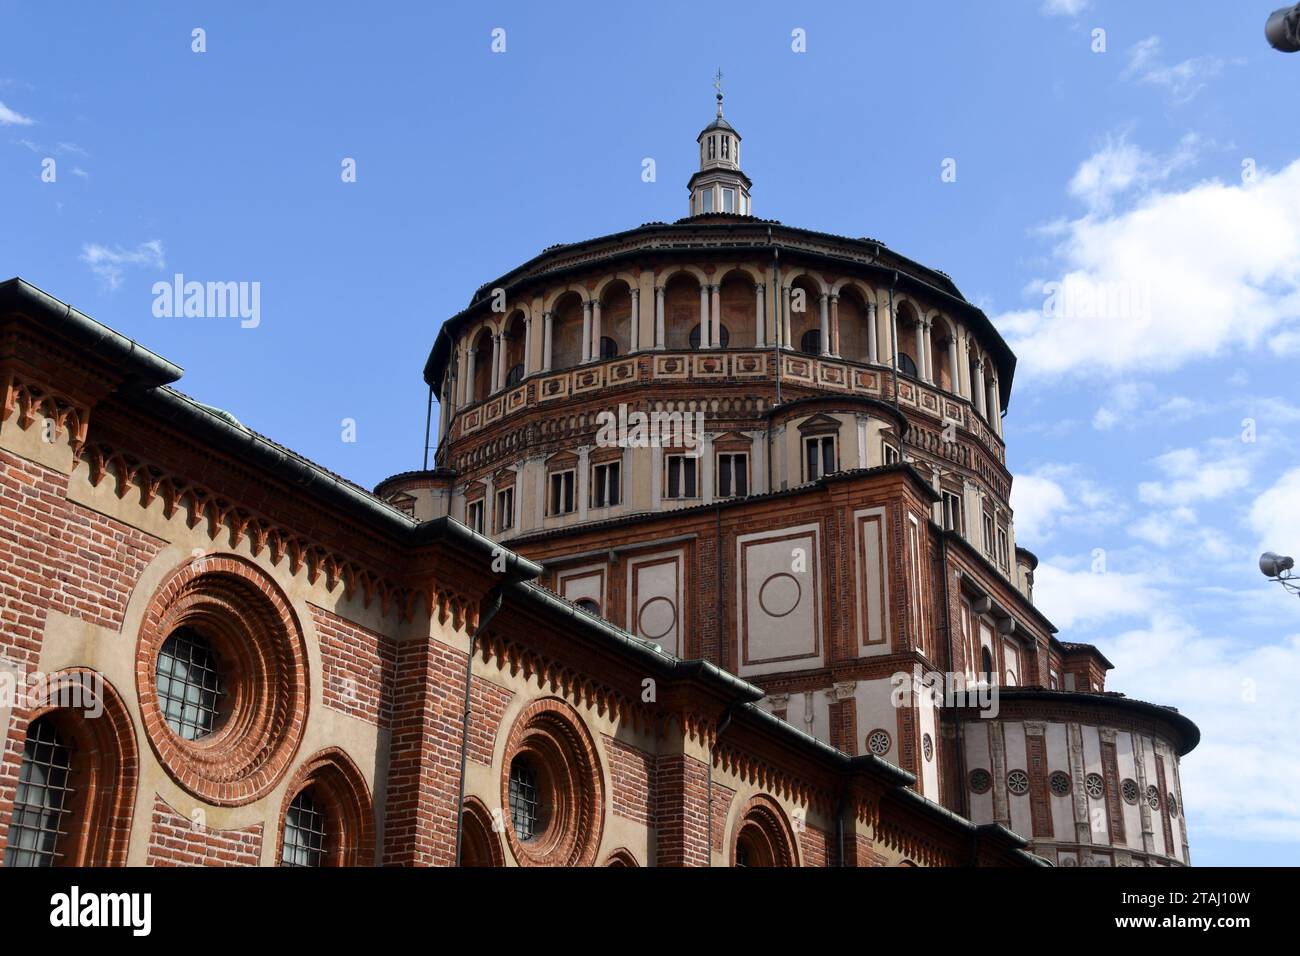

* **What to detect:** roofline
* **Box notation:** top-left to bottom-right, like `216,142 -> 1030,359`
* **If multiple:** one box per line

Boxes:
968,687 -> 1201,756
1,277 -> 182,390
420,222 -> 1017,401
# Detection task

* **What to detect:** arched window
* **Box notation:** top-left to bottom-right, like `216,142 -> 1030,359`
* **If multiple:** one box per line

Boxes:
2,670 -> 138,866
981,647 -> 994,683
730,794 -> 797,867
505,363 -> 524,387
276,748 -> 375,867
898,352 -> 918,378
459,797 -> 504,867
4,715 -> 74,867
575,598 -> 600,615
281,787 -> 327,867
599,336 -> 618,360
800,329 -> 821,356
689,324 -> 730,349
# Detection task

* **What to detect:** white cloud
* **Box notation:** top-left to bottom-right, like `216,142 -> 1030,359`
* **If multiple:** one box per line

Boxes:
1249,467 -> 1300,556
1137,446 -> 1251,505
0,100 -> 35,126
1032,562 -> 1157,630
1122,36 -> 1230,105
994,155 -> 1300,379
1041,0 -> 1090,16
1068,134 -> 1200,213
1011,472 -> 1071,544
79,240 -> 165,290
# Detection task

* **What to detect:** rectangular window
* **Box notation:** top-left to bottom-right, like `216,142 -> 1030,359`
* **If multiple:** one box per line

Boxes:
467,499 -> 484,534
942,491 -> 964,534
665,454 -> 699,499
549,470 -> 575,515
702,188 -> 714,213
804,435 -> 837,482
882,442 -> 900,465
722,188 -> 735,213
716,452 -> 749,498
997,527 -> 1010,571
495,487 -> 514,532
591,461 -> 621,508
983,511 -> 995,558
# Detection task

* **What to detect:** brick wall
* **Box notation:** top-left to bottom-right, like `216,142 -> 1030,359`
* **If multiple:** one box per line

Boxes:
310,604 -> 397,727
467,676 -> 512,766
146,794 -> 262,866
0,448 -> 164,668
800,824 -> 831,867
604,734 -> 655,826
653,752 -> 710,866
381,636 -> 466,866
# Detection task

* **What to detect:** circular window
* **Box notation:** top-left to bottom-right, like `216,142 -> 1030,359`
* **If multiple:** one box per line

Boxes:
1049,771 -> 1072,797
1085,773 -> 1105,799
1007,770 -> 1030,795
137,555 -> 308,806
922,734 -> 934,762
1147,785 -> 1161,811
155,627 -> 226,741
499,698 -> 604,867
1121,778 -> 1140,804
867,728 -> 892,756
1168,793 -> 1178,817
969,769 -> 992,794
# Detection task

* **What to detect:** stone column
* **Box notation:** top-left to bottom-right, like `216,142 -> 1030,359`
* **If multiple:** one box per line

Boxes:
710,284 -> 722,348
947,333 -> 959,395
524,314 -> 534,374
988,378 -> 1001,435
629,288 -> 640,352
654,285 -> 666,349
495,332 -> 506,390
867,302 -> 879,363
699,285 -> 711,348
754,283 -> 766,347
781,286 -> 792,348
829,293 -> 840,357
590,299 -> 603,361
465,343 -> 477,403
581,300 -> 593,363
915,319 -> 928,381
973,357 -> 986,417
542,311 -> 553,372
818,294 -> 831,356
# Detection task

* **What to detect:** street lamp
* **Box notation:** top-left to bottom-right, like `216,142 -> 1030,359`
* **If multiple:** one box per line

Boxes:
1260,551 -> 1300,596
1267,4 -> 1300,51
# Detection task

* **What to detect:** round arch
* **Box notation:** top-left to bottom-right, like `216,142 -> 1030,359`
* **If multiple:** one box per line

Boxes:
729,793 -> 799,868
275,747 -> 376,867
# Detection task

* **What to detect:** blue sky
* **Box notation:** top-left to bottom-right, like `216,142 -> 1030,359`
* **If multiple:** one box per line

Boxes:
3,1 -> 1298,865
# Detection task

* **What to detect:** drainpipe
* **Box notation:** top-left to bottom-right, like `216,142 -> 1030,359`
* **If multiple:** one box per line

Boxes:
940,530 -> 971,819
705,705 -> 737,867
422,383 -> 434,471
453,584 -> 506,866
888,274 -> 900,413
715,504 -> 724,668
835,784 -> 848,866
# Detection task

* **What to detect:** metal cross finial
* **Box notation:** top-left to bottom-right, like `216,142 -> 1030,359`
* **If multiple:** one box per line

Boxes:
713,68 -> 724,115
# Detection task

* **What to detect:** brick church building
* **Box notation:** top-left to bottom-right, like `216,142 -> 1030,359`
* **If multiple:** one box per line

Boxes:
0,94 -> 1196,867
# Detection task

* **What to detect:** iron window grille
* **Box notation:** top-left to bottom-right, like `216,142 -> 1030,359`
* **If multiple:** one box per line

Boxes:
508,757 -> 542,842
3,716 -> 75,867
281,788 -> 327,867
156,627 -> 226,741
